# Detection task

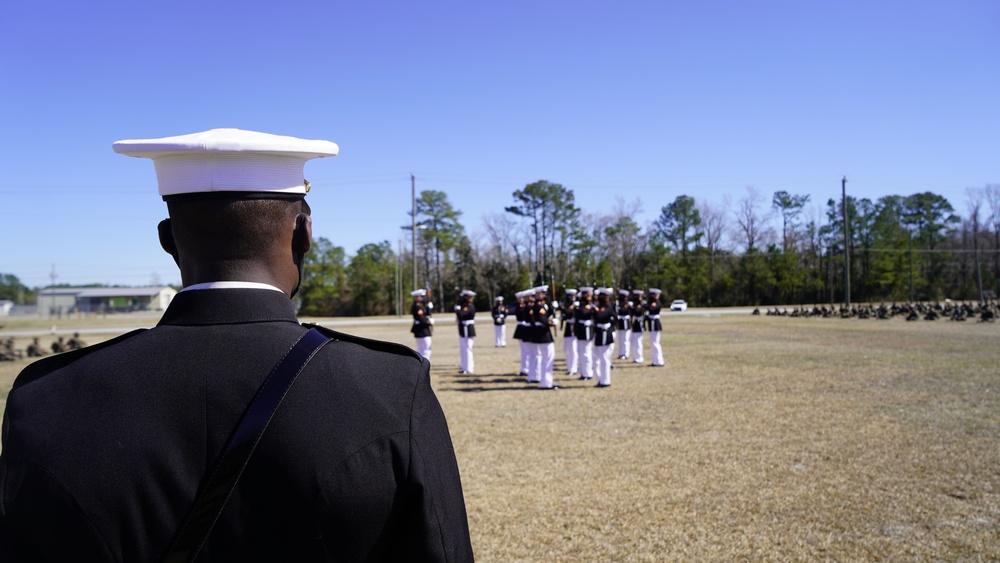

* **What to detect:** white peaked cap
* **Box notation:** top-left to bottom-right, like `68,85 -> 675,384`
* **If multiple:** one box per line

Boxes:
618,289 -> 630,296
112,128 -> 339,198
595,288 -> 612,296
460,289 -> 476,297
579,286 -> 594,293
533,285 -> 549,293
494,296 -> 504,301
565,288 -> 579,295
649,288 -> 662,294
410,289 -> 427,297
632,289 -> 644,295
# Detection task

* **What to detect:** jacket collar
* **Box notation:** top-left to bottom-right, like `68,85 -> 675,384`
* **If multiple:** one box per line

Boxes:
158,288 -> 299,326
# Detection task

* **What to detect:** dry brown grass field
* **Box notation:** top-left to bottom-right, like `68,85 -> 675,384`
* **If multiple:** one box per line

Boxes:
2,312 -> 998,561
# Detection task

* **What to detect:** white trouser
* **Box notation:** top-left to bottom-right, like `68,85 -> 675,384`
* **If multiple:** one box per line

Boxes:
616,329 -> 630,358
519,340 -> 530,375
459,336 -> 474,373
538,342 -> 556,389
494,324 -> 506,347
414,336 -> 432,361
527,342 -> 541,383
649,330 -> 664,366
563,334 -> 578,374
594,344 -> 613,386
630,331 -> 644,363
576,338 -> 594,379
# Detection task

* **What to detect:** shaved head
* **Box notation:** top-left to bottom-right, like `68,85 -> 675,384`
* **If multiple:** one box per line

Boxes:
159,196 -> 312,293
166,197 -> 304,261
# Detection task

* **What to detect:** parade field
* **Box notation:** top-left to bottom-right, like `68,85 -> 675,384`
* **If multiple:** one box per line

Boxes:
1,312 -> 998,560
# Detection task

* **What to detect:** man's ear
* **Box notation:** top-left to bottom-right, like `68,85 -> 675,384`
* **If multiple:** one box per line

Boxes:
157,219 -> 180,266
292,213 -> 312,264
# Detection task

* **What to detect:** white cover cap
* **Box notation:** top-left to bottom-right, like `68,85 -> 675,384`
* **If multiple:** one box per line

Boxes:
595,288 -> 612,296
578,286 -> 594,293
460,289 -> 476,297
649,288 -> 662,295
618,289 -> 630,296
564,288 -> 578,295
112,128 -> 339,198
410,289 -> 427,297
533,285 -> 549,293
494,296 -> 504,301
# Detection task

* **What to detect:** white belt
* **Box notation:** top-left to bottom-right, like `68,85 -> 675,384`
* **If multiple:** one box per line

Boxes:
597,323 -> 612,329
533,322 -> 548,326
648,314 -> 660,319
579,320 -> 593,326
519,321 -> 530,326
565,318 -> 576,323
461,320 -> 475,325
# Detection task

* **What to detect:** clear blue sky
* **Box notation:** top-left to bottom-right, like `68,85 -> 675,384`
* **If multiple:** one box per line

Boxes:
1,1 -> 997,288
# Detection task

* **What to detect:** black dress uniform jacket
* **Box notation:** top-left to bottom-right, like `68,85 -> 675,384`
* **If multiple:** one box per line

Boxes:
629,301 -> 646,333
411,302 -> 433,338
512,304 -> 527,341
0,288 -> 473,562
455,304 -> 476,338
592,305 -> 617,347
615,298 -> 630,331
490,304 -> 506,326
646,299 -> 663,332
529,302 -> 554,344
559,301 -> 576,338
573,303 -> 594,341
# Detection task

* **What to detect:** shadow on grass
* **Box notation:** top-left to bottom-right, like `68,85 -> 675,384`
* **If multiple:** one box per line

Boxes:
434,372 -> 604,392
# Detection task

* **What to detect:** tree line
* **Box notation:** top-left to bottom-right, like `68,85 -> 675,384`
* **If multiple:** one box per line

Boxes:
5,182 -> 994,316
297,181 -> 1000,316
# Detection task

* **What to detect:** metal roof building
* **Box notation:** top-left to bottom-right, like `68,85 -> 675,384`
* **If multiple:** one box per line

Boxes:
37,286 -> 177,316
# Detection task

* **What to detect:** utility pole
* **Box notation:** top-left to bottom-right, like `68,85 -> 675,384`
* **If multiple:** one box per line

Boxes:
47,264 -> 58,318
842,176 -> 850,308
908,230 -> 914,302
396,238 -> 402,317
974,216 -> 984,304
411,174 -> 417,292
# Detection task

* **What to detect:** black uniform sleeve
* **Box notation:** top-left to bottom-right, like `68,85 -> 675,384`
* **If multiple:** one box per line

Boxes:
385,366 -> 474,561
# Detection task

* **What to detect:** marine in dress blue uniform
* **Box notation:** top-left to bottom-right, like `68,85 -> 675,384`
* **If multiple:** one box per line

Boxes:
615,289 -> 631,359
592,288 -> 617,387
491,296 -> 507,347
559,289 -> 579,375
573,287 -> 595,380
530,286 -> 556,389
410,288 -> 434,360
629,289 -> 646,363
512,291 -> 531,376
455,289 -> 477,374
647,288 -> 665,366
0,129 -> 473,562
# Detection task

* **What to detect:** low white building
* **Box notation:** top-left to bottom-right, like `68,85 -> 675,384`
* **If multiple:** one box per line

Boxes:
36,286 -> 178,316
0,300 -> 13,316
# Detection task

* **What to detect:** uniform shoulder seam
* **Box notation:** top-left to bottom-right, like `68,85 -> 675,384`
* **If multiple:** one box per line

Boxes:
303,323 -> 421,360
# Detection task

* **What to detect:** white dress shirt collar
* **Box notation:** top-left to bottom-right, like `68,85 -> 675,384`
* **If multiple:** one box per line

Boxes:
181,281 -> 285,293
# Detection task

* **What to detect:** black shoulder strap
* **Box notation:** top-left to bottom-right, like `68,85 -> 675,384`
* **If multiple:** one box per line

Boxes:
163,328 -> 331,563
